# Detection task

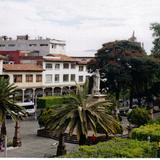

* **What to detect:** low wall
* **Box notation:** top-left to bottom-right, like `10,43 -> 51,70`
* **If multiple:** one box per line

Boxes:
37,129 -> 109,145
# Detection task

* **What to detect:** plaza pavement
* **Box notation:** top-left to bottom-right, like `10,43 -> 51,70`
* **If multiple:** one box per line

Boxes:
0,118 -> 78,158
0,112 -> 159,158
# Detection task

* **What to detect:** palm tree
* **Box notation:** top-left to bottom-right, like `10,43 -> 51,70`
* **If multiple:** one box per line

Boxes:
45,82 -> 122,156
0,77 -> 25,152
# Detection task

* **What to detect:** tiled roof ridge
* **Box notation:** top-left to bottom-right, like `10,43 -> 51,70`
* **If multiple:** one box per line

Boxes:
3,63 -> 44,72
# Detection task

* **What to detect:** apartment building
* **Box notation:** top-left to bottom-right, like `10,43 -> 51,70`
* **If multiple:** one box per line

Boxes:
43,54 -> 91,95
0,54 -> 92,103
0,35 -> 66,56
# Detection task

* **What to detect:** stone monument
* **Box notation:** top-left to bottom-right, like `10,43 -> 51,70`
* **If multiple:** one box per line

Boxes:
92,69 -> 100,95
91,69 -> 106,101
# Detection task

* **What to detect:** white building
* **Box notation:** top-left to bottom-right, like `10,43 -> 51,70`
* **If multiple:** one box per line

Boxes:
0,35 -> 66,56
1,63 -> 44,102
0,54 -> 92,103
43,54 -> 91,95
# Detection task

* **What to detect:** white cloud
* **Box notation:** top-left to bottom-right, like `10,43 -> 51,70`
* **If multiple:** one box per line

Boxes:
0,0 -> 160,56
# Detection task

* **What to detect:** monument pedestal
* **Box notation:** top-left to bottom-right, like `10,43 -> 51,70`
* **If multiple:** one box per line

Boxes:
88,94 -> 107,102
93,94 -> 107,101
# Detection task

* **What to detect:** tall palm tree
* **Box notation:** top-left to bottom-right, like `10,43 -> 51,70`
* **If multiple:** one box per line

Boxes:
45,82 -> 122,156
0,77 -> 25,149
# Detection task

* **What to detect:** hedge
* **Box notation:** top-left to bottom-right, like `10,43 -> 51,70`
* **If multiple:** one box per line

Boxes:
131,124 -> 160,142
127,107 -> 151,126
64,137 -> 157,158
38,108 -> 55,128
148,117 -> 160,125
37,96 -> 71,109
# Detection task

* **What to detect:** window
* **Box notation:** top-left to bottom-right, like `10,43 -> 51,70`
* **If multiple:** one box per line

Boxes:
45,63 -> 53,69
71,74 -> 75,81
36,74 -> 42,82
14,75 -> 22,83
79,66 -> 84,71
40,44 -> 48,46
52,44 -> 56,48
29,44 -> 37,47
55,74 -> 59,82
8,44 -> 15,47
71,63 -> 76,69
26,74 -> 33,82
63,63 -> 69,69
61,45 -> 64,50
63,74 -> 69,82
0,44 -> 5,47
79,76 -> 83,82
45,74 -> 52,83
55,63 -> 60,69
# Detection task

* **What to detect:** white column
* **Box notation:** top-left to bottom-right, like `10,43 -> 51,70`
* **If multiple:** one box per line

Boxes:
68,86 -> 71,94
32,88 -> 37,120
42,88 -> 45,97
52,87 -> 55,96
22,89 -> 25,103
32,88 -> 36,103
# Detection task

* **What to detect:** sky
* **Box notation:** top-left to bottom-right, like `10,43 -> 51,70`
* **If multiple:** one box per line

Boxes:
0,0 -> 160,56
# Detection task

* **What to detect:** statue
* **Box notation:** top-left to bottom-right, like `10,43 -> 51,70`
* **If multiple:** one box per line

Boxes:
92,69 -> 100,95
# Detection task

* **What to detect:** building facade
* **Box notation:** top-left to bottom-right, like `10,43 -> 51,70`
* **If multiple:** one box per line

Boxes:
0,54 -> 92,103
42,54 -> 90,96
0,35 -> 66,56
2,63 -> 44,102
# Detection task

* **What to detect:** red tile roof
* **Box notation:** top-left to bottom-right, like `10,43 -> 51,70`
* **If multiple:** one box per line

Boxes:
44,54 -> 76,62
44,54 -> 91,65
3,64 -> 44,72
20,56 -> 43,60
77,61 -> 88,65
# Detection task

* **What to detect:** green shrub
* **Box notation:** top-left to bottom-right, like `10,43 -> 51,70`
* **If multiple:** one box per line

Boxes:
148,117 -> 160,124
38,107 -> 55,128
131,124 -> 160,142
37,96 -> 71,109
64,138 -> 157,158
96,122 -> 123,135
7,141 -> 13,147
127,107 -> 151,126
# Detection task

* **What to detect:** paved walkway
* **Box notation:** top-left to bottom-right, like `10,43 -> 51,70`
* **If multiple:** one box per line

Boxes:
0,112 -> 159,158
0,118 -> 78,158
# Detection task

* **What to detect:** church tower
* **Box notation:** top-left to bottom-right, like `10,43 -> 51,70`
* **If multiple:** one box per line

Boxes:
128,31 -> 137,42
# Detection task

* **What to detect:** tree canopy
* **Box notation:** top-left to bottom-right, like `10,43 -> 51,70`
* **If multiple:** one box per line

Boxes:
150,23 -> 160,56
88,40 -> 160,108
44,82 -> 122,145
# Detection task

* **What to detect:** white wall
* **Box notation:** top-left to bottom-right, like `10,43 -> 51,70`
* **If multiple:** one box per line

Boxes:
0,60 -> 3,74
43,61 -> 90,87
